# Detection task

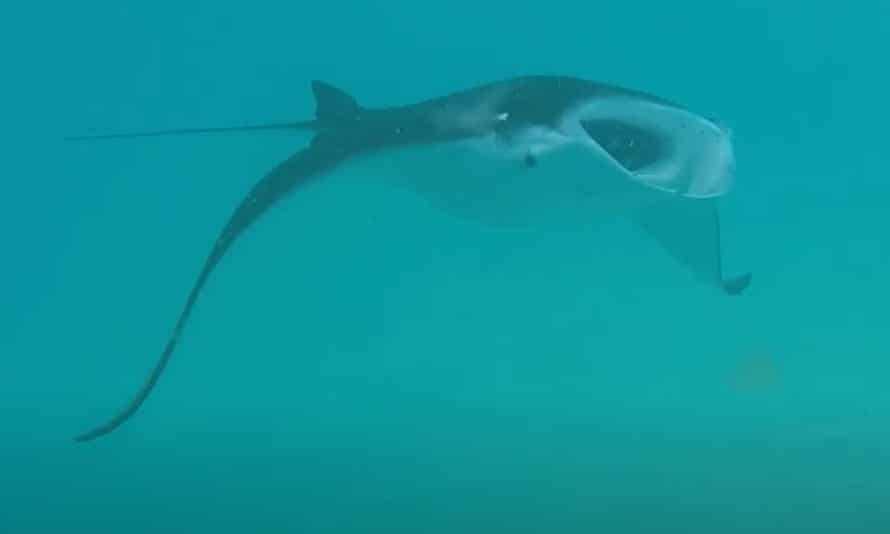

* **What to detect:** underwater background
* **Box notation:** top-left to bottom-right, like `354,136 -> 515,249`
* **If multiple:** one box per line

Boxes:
2,1 -> 888,532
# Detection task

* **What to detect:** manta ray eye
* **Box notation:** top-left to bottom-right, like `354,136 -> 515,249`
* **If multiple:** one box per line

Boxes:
580,118 -> 665,172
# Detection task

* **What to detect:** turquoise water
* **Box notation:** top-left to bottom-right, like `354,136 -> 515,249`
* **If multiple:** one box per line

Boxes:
3,1 -> 888,532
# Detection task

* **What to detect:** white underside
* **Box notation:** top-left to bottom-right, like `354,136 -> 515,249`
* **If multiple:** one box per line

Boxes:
327,142 -> 729,287
353,139 -> 658,228
316,94 -> 737,288
331,99 -> 733,227
332,93 -> 734,227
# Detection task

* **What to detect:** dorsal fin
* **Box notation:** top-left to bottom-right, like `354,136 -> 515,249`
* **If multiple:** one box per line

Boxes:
311,80 -> 361,121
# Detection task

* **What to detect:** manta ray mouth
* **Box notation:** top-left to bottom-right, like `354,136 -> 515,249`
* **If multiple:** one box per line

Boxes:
570,97 -> 735,199
579,118 -> 665,173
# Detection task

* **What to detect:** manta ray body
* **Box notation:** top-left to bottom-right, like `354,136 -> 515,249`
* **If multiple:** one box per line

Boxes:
70,75 -> 750,442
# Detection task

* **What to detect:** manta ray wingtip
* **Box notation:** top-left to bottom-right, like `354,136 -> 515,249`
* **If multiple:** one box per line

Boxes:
722,272 -> 752,295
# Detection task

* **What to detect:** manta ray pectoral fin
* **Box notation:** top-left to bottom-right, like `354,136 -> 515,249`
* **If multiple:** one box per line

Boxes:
73,136 -> 349,443
631,196 -> 751,295
71,80 -> 367,442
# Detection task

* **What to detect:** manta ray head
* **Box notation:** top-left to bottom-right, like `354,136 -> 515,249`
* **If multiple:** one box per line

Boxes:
562,95 -> 736,199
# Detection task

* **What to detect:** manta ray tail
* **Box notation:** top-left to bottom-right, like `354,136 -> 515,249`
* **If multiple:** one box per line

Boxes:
73,80 -> 359,442
64,81 -> 360,142
64,120 -> 318,141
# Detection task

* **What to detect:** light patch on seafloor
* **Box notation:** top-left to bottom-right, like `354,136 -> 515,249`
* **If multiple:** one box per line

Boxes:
729,352 -> 783,393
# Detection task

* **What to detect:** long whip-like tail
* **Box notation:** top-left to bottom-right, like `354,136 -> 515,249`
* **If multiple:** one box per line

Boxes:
64,120 -> 317,141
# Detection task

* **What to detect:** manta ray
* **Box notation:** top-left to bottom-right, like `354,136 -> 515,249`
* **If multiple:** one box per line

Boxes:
69,75 -> 751,442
